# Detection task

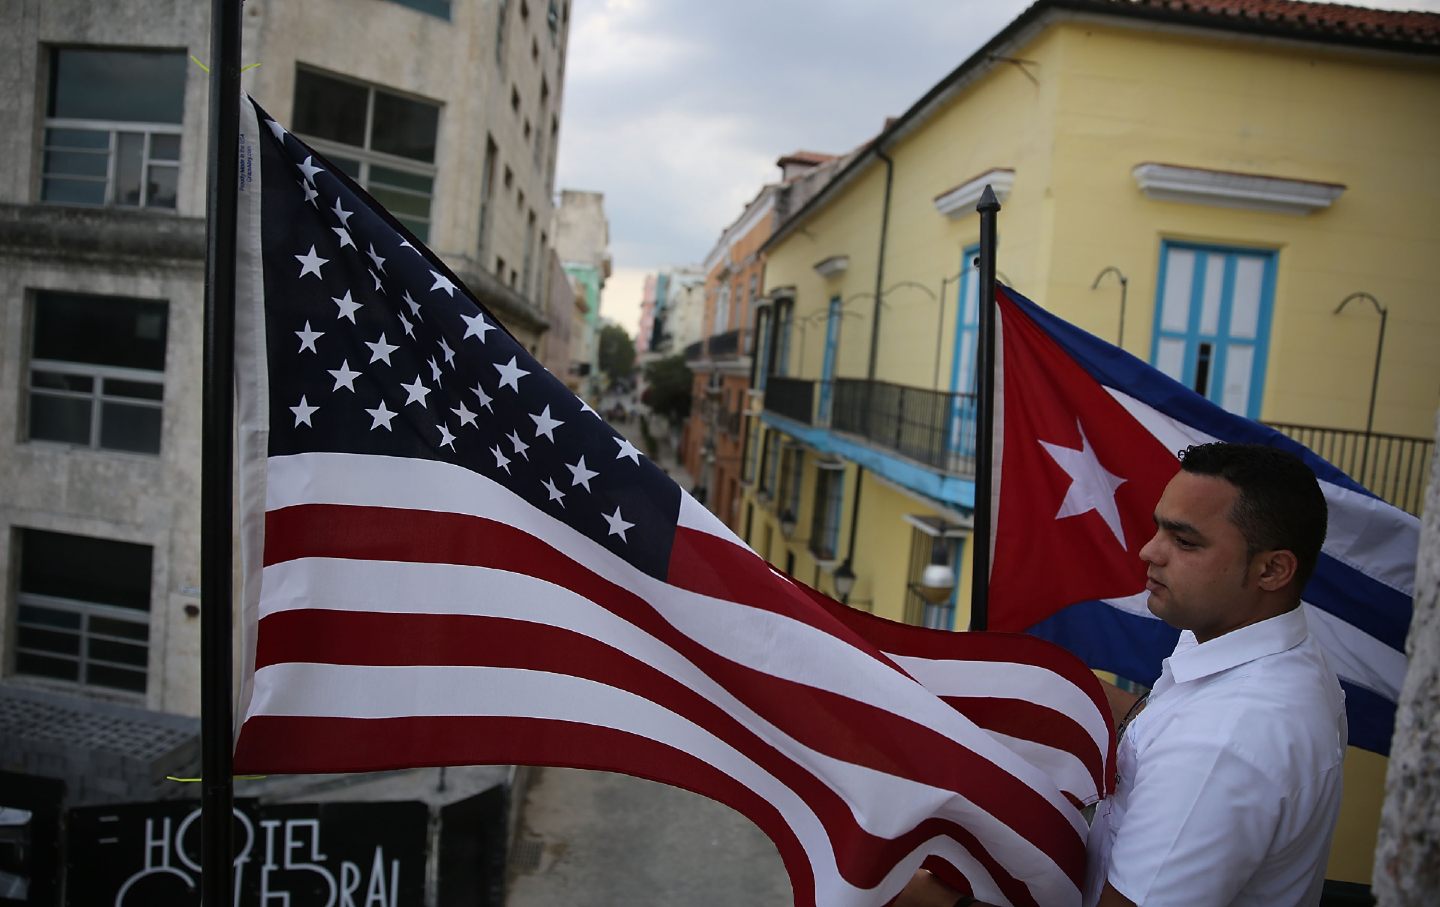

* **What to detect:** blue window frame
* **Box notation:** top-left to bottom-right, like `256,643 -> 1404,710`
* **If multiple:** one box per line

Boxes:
945,244 -> 980,458
754,307 -> 772,391
776,302 -> 794,376
1151,242 -> 1277,418
817,296 -> 842,424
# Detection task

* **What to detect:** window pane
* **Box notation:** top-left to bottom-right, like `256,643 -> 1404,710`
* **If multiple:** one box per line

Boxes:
15,652 -> 80,683
105,379 -> 164,401
20,528 -> 153,611
90,615 -> 149,641
43,148 -> 109,178
49,49 -> 186,123
145,163 -> 178,209
16,626 -> 82,657
1160,248 -> 1194,333
1156,338 -> 1186,381
150,133 -> 180,160
1199,255 -> 1224,336
29,393 -> 93,445
90,638 -> 149,668
18,605 -> 82,630
116,132 -> 143,206
99,401 -> 163,454
1222,344 -> 1254,415
371,91 -> 439,162
41,176 -> 107,205
396,217 -> 429,243
370,164 -> 433,194
388,0 -> 451,17
327,154 -> 362,180
32,370 -> 93,392
1230,257 -> 1266,339
292,70 -> 368,147
86,664 -> 147,693
368,184 -> 430,219
45,127 -> 109,149
33,292 -> 168,371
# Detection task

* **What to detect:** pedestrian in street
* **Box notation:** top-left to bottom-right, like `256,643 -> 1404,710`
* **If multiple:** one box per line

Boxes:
900,442 -> 1346,907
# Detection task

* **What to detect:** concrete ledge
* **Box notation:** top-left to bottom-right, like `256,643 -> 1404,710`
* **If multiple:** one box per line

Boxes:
0,203 -> 206,267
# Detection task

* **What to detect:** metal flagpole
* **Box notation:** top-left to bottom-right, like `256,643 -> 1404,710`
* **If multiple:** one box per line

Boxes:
201,0 -> 243,901
968,185 -> 1000,631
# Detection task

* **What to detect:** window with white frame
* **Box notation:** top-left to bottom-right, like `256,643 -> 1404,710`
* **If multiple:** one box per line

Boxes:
41,48 -> 185,209
809,463 -> 845,562
292,68 -> 440,241
27,291 -> 168,454
713,284 -> 731,336
14,528 -> 152,695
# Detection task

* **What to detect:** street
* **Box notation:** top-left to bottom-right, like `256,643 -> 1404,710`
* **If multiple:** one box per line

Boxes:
505,766 -> 792,907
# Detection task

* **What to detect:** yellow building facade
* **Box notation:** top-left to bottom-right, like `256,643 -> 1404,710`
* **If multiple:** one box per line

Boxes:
740,1 -> 1439,889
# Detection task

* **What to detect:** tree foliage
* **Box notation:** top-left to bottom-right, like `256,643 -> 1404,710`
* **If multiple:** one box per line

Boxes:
643,354 -> 692,424
598,324 -> 636,381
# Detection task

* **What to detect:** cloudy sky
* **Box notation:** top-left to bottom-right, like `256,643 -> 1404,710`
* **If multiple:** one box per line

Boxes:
553,0 -> 1440,335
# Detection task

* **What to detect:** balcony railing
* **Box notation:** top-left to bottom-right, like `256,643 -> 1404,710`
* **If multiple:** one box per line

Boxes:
682,340 -> 705,363
1265,422 -> 1433,515
832,378 -> 976,473
706,328 -> 743,359
764,377 -> 815,425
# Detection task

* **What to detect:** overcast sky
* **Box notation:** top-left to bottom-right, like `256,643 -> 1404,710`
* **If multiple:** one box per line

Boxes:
553,0 -> 1440,335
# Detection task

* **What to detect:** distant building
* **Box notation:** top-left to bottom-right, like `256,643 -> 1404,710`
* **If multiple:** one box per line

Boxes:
0,0 -> 572,889
553,189 -> 612,399
680,151 -> 848,527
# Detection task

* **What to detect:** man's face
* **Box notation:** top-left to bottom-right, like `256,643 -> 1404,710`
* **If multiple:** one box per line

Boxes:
1139,470 -> 1264,642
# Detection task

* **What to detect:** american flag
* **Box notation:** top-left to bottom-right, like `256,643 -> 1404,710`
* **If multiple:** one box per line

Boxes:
231,97 -> 1114,907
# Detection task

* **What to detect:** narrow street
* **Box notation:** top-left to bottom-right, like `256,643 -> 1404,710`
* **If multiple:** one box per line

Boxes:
505,766 -> 791,907
505,400 -> 790,906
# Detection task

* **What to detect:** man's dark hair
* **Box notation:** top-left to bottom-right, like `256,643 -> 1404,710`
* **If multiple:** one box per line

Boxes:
1178,442 -> 1327,592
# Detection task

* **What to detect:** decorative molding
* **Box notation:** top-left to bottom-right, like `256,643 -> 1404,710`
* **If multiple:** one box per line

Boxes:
812,255 -> 849,279
1131,163 -> 1345,215
933,167 -> 1015,219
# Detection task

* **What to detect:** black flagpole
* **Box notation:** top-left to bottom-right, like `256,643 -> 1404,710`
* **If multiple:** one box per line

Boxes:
201,0 -> 242,901
969,185 -> 1000,631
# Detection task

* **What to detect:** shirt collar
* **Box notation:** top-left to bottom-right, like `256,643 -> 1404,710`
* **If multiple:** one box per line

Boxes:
1166,606 -> 1310,685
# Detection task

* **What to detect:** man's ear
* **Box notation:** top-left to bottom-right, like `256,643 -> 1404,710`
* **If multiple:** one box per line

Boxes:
1255,549 -> 1299,592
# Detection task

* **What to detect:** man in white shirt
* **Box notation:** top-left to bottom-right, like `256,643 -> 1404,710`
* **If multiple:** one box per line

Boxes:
901,443 -> 1348,907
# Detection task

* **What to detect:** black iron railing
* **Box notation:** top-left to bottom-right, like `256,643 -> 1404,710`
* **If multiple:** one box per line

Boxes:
1266,422 -> 1433,515
831,378 -> 977,473
764,377 -> 815,425
706,328 -> 743,359
682,340 -> 704,363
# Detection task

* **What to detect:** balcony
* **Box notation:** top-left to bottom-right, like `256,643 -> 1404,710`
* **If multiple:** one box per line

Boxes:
686,329 -> 752,365
764,377 -> 815,425
683,340 -> 704,363
832,378 -> 976,473
1265,422 -> 1433,516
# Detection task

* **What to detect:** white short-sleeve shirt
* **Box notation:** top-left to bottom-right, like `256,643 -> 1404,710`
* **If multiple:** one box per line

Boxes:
1083,607 -> 1348,907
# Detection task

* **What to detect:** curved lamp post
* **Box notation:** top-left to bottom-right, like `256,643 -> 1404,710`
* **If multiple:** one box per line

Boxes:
1333,291 -> 1388,483
1091,266 -> 1129,348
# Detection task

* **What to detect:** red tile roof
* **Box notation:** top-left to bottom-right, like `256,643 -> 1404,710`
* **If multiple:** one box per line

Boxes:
1110,0 -> 1440,48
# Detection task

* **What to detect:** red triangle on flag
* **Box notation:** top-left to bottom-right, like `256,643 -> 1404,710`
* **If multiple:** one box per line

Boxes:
989,289 -> 1179,632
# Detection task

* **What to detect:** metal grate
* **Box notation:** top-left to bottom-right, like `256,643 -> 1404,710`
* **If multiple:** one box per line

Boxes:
508,836 -> 545,873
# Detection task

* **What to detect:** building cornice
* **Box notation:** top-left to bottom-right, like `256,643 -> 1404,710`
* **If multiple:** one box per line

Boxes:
702,187 -> 777,276
933,167 -> 1015,219
1131,162 -> 1345,215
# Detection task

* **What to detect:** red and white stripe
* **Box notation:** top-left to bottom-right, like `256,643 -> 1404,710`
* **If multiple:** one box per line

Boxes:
235,453 -> 1113,906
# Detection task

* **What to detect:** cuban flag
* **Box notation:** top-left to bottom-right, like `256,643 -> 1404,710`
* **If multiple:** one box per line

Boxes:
987,285 -> 1417,756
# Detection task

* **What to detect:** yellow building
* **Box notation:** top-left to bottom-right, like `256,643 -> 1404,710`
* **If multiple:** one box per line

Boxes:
740,0 -> 1439,890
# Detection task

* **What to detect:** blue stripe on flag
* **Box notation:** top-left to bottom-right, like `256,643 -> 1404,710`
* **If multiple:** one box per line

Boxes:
1307,554 -> 1412,653
1025,599 -> 1178,689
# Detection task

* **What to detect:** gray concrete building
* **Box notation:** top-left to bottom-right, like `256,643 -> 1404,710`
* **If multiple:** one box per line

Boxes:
0,0 -> 572,855
552,189 -> 611,399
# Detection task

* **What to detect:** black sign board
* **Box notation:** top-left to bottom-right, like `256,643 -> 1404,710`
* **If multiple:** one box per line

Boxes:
67,799 -> 427,906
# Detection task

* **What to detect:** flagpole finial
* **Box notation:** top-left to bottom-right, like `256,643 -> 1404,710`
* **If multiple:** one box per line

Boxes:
977,184 -> 1001,213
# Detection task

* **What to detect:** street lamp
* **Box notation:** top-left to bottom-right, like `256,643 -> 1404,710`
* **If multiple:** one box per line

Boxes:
914,537 -> 957,605
832,559 -> 856,604
1091,266 -> 1129,348
1333,291 -> 1388,484
779,508 -> 798,539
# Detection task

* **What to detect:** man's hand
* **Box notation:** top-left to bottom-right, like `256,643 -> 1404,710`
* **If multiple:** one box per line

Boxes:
894,869 -> 994,907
